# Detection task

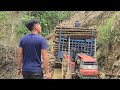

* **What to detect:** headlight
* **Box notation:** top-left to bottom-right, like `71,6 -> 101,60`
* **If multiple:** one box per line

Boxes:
81,65 -> 98,69
77,59 -> 80,64
81,65 -> 87,69
92,65 -> 98,69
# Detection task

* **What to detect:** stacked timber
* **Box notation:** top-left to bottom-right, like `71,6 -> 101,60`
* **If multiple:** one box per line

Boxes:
53,27 -> 98,59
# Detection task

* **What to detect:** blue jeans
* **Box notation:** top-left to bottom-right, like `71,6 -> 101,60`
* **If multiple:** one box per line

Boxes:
22,71 -> 43,79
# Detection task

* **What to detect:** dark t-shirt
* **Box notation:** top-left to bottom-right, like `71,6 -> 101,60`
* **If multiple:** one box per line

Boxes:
75,22 -> 80,27
19,34 -> 48,72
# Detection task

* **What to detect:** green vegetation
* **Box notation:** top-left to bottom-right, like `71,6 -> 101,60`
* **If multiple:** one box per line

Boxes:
0,11 -> 73,46
97,13 -> 117,47
97,12 -> 120,67
15,11 -> 73,37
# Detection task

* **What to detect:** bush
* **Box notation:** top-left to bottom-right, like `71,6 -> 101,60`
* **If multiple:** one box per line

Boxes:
97,12 -> 120,61
15,11 -> 73,37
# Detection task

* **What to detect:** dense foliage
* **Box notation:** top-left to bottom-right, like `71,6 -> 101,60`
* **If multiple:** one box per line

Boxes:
96,12 -> 120,67
15,11 -> 73,37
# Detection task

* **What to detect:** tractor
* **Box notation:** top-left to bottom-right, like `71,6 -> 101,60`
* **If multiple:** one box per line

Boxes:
64,52 -> 99,79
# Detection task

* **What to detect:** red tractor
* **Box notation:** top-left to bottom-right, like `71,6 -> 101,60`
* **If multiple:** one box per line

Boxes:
75,53 -> 98,79
63,52 -> 99,79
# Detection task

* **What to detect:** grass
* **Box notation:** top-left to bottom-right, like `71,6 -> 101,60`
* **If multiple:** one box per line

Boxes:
96,11 -> 120,63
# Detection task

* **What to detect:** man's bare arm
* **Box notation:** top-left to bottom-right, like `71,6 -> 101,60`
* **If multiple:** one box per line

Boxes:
17,47 -> 23,69
41,49 -> 49,74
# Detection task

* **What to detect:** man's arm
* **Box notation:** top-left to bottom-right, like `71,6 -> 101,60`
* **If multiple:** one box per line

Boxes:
17,47 -> 23,70
17,47 -> 23,78
41,49 -> 49,74
40,37 -> 51,79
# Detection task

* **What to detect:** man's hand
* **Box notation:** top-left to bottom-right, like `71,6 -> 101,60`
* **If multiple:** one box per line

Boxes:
45,73 -> 51,79
41,49 -> 51,79
17,69 -> 22,79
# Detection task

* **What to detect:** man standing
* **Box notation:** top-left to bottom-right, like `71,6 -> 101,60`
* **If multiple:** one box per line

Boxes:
17,19 -> 51,79
75,20 -> 80,27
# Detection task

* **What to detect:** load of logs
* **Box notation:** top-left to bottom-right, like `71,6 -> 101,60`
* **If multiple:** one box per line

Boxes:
53,27 -> 98,60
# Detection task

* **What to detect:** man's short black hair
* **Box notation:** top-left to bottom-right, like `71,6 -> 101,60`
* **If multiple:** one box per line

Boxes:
25,19 -> 40,31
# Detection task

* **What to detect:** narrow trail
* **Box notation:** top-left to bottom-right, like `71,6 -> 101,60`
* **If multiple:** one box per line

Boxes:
49,11 -> 86,79
58,11 -> 86,27
49,11 -> 91,79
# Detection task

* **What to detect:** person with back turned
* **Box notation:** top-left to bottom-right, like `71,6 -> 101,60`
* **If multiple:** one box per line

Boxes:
75,20 -> 80,27
17,19 -> 51,79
